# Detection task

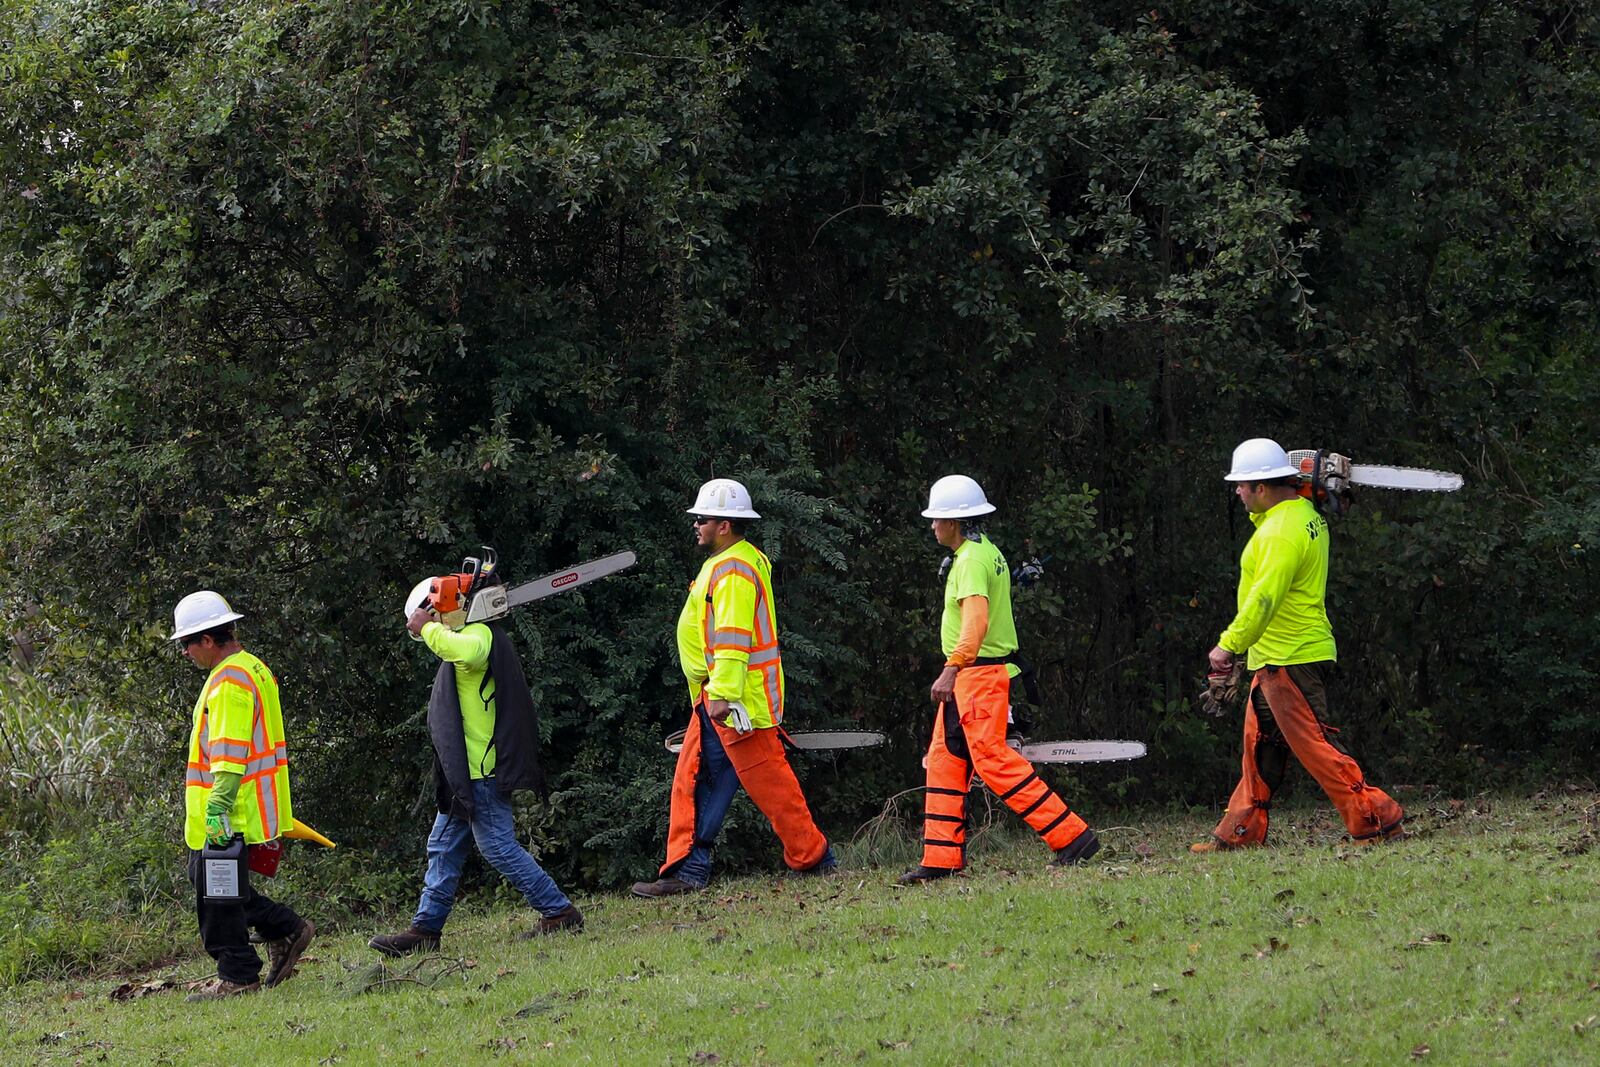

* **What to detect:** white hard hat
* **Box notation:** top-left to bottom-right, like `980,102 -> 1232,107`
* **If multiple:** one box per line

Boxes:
1224,438 -> 1299,482
922,475 -> 996,519
170,591 -> 244,641
404,578 -> 435,642
686,478 -> 761,520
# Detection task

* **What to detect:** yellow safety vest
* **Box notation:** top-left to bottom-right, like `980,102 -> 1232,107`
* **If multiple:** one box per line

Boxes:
675,539 -> 785,728
184,651 -> 293,849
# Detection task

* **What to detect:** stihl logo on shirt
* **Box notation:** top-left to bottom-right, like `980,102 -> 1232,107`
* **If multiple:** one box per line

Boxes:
1306,520 -> 1322,540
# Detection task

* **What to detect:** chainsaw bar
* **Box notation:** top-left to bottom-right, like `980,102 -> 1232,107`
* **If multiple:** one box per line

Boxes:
664,729 -> 886,754
925,738 -> 1148,769
1348,464 -> 1464,493
1010,738 -> 1147,764
504,550 -> 638,608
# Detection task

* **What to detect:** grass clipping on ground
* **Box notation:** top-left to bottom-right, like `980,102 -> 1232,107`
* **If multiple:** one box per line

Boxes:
4,791 -> 1599,1065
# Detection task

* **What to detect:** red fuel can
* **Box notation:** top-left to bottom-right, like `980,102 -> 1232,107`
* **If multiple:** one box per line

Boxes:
247,840 -> 283,878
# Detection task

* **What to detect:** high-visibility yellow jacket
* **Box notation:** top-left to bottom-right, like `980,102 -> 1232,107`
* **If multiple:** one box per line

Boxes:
676,539 -> 785,728
1219,496 -> 1338,670
184,651 -> 292,849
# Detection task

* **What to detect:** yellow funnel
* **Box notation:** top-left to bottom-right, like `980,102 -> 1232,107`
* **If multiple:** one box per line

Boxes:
283,818 -> 337,848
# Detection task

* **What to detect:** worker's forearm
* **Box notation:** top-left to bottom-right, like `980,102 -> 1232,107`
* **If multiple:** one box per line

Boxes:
945,596 -> 989,667
205,771 -> 242,816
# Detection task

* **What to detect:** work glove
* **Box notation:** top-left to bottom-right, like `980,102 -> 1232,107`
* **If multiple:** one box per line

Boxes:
726,701 -> 754,735
204,813 -> 233,848
1197,661 -> 1246,718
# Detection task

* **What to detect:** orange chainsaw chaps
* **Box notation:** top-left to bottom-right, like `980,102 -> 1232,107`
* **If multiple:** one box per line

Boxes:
660,707 -> 829,876
661,713 -> 706,874
920,665 -> 1087,870
1212,667 -> 1403,846
920,703 -> 970,869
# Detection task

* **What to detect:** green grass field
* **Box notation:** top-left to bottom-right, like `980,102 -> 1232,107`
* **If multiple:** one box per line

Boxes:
4,790 -> 1598,1066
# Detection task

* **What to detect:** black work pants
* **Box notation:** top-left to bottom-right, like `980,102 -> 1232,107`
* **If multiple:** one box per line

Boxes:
186,850 -> 301,985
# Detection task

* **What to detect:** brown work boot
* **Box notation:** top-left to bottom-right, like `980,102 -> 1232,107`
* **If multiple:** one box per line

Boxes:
1189,838 -> 1235,854
185,977 -> 260,1002
630,876 -> 700,898
367,926 -> 442,958
521,903 -> 584,938
263,919 -> 315,988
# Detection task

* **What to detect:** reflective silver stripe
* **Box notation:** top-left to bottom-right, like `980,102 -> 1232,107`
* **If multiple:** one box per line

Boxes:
709,559 -> 760,585
210,740 -> 250,762
765,670 -> 783,723
747,647 -> 781,667
186,768 -> 213,786
252,711 -> 268,754
244,753 -> 281,776
210,665 -> 258,692
710,628 -> 753,649
752,579 -> 775,645
256,777 -> 279,839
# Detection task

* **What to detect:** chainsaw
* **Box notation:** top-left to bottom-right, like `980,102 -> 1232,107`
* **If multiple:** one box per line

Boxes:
1287,449 -> 1463,519
425,546 -> 638,626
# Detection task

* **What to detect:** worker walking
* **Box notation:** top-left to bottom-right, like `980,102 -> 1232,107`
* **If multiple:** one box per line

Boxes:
900,476 -> 1101,884
172,592 -> 314,1001
632,478 -> 835,897
368,564 -> 582,955
1193,438 -> 1405,852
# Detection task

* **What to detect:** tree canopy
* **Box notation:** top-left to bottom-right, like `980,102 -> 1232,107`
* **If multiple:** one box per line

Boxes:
2,1 -> 1595,886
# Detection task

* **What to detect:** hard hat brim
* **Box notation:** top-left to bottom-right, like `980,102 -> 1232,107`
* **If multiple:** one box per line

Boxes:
169,611 -> 245,641
921,503 -> 997,519
1223,465 -> 1299,482
683,506 -> 761,519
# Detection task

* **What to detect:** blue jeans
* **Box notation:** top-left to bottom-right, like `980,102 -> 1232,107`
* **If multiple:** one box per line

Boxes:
675,711 -> 837,887
412,777 -> 572,931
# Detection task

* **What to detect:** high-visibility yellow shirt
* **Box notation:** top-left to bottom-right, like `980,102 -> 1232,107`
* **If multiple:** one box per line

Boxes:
184,651 -> 292,849
676,539 -> 785,728
1219,495 -> 1338,670
422,621 -> 497,779
941,534 -> 1020,670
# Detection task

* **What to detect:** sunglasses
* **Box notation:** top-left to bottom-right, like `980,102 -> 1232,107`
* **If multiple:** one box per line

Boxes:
179,634 -> 206,649
692,516 -> 722,527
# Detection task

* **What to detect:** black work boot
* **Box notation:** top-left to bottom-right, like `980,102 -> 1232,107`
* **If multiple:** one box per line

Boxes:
367,926 -> 441,957
521,903 -> 585,938
1051,827 -> 1102,867
630,876 -> 700,898
788,844 -> 839,878
264,919 -> 315,987
897,865 -> 957,885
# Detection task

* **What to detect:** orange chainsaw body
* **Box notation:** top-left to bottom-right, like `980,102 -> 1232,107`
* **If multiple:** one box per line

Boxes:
427,573 -> 476,614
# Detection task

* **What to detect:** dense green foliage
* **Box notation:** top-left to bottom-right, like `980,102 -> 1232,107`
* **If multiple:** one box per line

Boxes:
0,0 -> 1595,945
